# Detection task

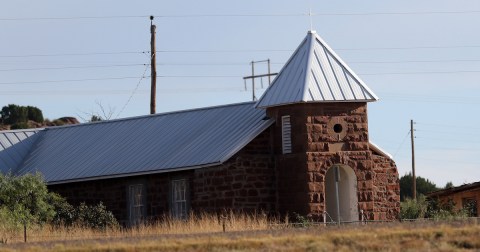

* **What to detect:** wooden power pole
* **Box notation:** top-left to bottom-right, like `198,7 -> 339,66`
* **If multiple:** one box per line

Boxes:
243,59 -> 278,101
150,16 -> 157,115
411,119 -> 416,200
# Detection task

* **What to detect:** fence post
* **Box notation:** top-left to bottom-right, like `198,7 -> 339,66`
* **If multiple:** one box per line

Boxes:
23,222 -> 27,243
360,210 -> 364,225
221,215 -> 226,232
323,211 -> 327,226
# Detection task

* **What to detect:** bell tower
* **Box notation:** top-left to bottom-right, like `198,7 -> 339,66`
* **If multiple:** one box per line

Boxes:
255,31 -> 399,221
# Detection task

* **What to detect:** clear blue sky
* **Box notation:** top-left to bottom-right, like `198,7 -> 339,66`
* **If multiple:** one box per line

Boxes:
2,0 -> 480,187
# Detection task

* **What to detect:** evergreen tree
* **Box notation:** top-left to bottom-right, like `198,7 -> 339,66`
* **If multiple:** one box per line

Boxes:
399,173 -> 438,201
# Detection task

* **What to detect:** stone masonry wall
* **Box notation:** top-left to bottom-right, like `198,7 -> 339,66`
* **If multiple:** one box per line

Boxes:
267,102 -> 400,221
372,155 -> 401,220
192,129 -> 276,213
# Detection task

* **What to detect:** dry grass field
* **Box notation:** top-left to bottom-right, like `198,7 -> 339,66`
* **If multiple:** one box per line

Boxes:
0,214 -> 479,251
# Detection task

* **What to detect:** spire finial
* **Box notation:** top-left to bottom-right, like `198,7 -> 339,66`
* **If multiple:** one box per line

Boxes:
308,8 -> 313,31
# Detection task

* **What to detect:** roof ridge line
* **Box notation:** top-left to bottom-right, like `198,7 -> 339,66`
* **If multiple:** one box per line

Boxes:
301,31 -> 317,101
0,128 -> 44,134
255,34 -> 310,108
314,33 -> 379,101
43,101 -> 258,131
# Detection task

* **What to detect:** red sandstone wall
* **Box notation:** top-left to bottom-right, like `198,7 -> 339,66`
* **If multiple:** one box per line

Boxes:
267,102 -> 400,221
192,129 -> 276,213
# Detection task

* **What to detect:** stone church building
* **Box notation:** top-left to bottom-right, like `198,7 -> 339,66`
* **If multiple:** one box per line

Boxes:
0,31 -> 400,225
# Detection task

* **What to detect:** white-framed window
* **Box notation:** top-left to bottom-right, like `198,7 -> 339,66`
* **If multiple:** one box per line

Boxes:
282,115 -> 292,154
129,184 -> 145,225
172,179 -> 188,219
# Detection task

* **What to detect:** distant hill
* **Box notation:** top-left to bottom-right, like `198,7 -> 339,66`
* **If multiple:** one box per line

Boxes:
0,104 -> 79,130
0,117 -> 80,131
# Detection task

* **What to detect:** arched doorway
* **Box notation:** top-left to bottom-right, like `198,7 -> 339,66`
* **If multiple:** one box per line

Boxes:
325,164 -> 359,223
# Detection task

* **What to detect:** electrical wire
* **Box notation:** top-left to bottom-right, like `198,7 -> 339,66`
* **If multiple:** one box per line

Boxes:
115,64 -> 150,118
0,76 -> 149,85
0,51 -> 144,58
1,10 -> 480,21
0,64 -> 148,72
2,43 -> 480,58
393,131 -> 411,158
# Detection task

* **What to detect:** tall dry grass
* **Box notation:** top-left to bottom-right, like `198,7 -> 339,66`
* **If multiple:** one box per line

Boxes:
2,211 -> 276,244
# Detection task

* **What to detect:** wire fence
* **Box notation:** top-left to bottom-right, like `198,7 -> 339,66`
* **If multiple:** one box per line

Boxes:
1,216 -> 479,245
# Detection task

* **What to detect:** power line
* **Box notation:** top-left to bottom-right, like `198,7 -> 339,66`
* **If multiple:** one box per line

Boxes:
337,45 -> 480,51
155,45 -> 480,53
417,122 -> 480,130
393,131 -> 411,158
0,64 -> 148,72
362,70 -> 480,75
0,15 -> 147,21
158,75 -> 243,78
0,51 -> 144,58
2,44 -> 480,59
0,88 -> 242,96
4,69 -> 480,85
1,10 -> 480,21
349,59 -> 480,64
1,59 -> 479,72
116,64 -> 150,118
0,76 -> 149,85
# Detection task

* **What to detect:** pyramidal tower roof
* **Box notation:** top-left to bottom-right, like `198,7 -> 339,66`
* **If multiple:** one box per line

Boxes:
255,30 -> 378,108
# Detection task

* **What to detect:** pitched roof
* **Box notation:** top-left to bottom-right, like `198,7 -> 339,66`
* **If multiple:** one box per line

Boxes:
427,181 -> 480,197
256,30 -> 378,108
0,129 -> 43,174
2,102 -> 272,184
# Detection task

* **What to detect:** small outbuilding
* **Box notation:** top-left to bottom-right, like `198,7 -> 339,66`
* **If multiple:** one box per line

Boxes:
0,31 -> 400,225
427,182 -> 480,217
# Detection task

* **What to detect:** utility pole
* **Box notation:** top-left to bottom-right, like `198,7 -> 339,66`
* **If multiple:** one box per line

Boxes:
243,59 -> 278,101
251,61 -> 255,101
411,119 -> 416,200
150,16 -> 157,115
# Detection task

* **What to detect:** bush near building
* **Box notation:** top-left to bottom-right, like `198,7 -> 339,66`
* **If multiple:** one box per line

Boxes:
0,173 -> 118,243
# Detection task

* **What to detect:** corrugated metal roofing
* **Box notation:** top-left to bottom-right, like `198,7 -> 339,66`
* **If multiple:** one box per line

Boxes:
14,102 -> 273,184
256,30 -> 378,108
0,129 -> 43,174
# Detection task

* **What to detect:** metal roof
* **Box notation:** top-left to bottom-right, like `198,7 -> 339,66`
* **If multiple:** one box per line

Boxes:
14,102 -> 273,184
256,30 -> 378,108
0,129 -> 43,174
427,181 -> 480,197
369,142 -> 393,159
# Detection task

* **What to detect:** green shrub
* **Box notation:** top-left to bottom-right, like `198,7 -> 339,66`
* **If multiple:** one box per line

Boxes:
0,207 -> 22,244
76,202 -> 118,229
0,173 -> 55,225
1,104 -> 28,125
51,200 -> 118,230
400,196 -> 428,219
26,106 -> 44,123
49,192 -> 76,227
0,104 -> 44,125
401,196 -> 470,220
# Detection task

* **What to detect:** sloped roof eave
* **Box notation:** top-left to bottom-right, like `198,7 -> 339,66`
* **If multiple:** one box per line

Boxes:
256,98 -> 377,109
